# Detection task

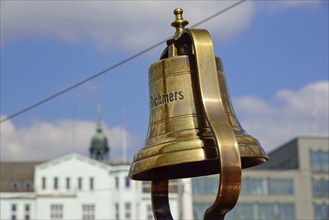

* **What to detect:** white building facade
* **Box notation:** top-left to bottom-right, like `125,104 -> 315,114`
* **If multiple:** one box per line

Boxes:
0,153 -> 179,220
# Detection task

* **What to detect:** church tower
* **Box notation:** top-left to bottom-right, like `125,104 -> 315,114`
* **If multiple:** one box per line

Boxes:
89,105 -> 110,160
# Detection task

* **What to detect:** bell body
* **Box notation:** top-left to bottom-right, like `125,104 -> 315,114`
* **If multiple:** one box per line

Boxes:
129,55 -> 268,181
216,58 -> 268,169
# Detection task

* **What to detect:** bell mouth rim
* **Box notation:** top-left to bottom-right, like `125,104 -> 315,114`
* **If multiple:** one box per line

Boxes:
128,143 -> 269,181
129,145 -> 219,181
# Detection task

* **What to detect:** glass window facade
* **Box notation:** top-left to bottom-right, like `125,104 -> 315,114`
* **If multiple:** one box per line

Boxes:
194,202 -> 295,220
240,177 -> 293,195
193,176 -> 294,196
226,203 -> 295,220
312,179 -> 329,197
311,150 -> 329,172
314,203 -> 329,220
192,176 -> 219,196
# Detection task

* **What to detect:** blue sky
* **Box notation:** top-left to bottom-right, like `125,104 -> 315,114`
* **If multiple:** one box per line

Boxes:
1,1 -> 328,161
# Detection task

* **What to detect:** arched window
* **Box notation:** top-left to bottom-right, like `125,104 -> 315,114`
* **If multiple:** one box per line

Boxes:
11,180 -> 19,191
25,181 -> 33,191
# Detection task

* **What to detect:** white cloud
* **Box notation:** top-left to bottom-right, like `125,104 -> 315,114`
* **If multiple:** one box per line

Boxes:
0,1 -> 255,51
1,1 -> 322,51
234,81 -> 329,153
0,117 -> 141,161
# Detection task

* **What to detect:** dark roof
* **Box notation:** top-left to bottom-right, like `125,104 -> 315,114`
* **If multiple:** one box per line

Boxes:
0,161 -> 43,192
0,158 -> 131,192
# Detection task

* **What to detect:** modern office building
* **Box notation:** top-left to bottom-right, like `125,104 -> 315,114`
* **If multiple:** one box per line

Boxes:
192,136 -> 329,220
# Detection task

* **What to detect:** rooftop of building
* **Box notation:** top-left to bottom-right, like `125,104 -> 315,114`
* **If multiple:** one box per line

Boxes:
0,153 -> 131,193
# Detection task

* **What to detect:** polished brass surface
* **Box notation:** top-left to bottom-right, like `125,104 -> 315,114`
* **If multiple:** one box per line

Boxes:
151,180 -> 173,220
129,8 -> 268,220
216,57 -> 269,168
182,29 -> 241,220
171,8 -> 189,39
129,54 -> 268,180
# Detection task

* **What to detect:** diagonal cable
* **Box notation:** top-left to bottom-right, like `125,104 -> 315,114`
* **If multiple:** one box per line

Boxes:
0,0 -> 246,123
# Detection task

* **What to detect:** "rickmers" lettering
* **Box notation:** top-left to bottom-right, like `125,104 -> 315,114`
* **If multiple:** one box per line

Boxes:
150,91 -> 184,108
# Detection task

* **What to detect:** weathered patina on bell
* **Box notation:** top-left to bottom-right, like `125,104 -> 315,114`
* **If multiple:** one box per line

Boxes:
128,8 -> 268,220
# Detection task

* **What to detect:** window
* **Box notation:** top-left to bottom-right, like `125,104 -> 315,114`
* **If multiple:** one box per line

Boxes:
147,204 -> 153,220
54,177 -> 58,190
311,150 -> 321,171
50,204 -> 63,220
311,150 -> 329,172
225,203 -> 295,220
42,177 -> 46,190
279,203 -> 295,219
25,204 -> 30,220
78,177 -> 82,190
125,177 -> 130,188
241,177 -> 267,195
25,181 -> 33,191
125,203 -> 132,219
241,177 -> 293,195
66,177 -> 70,190
237,203 -> 254,219
192,176 -> 218,195
312,179 -> 329,197
314,203 -> 329,220
82,204 -> 95,220
115,177 -> 119,188
11,204 -> 17,220
251,178 -> 266,195
11,181 -> 19,191
268,178 -> 294,195
90,177 -> 94,190
115,203 -> 120,220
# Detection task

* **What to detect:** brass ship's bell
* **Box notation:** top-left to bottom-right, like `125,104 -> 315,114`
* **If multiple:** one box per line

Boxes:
129,8 -> 268,220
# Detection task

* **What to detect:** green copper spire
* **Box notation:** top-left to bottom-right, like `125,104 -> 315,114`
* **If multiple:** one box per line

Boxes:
89,104 -> 110,160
